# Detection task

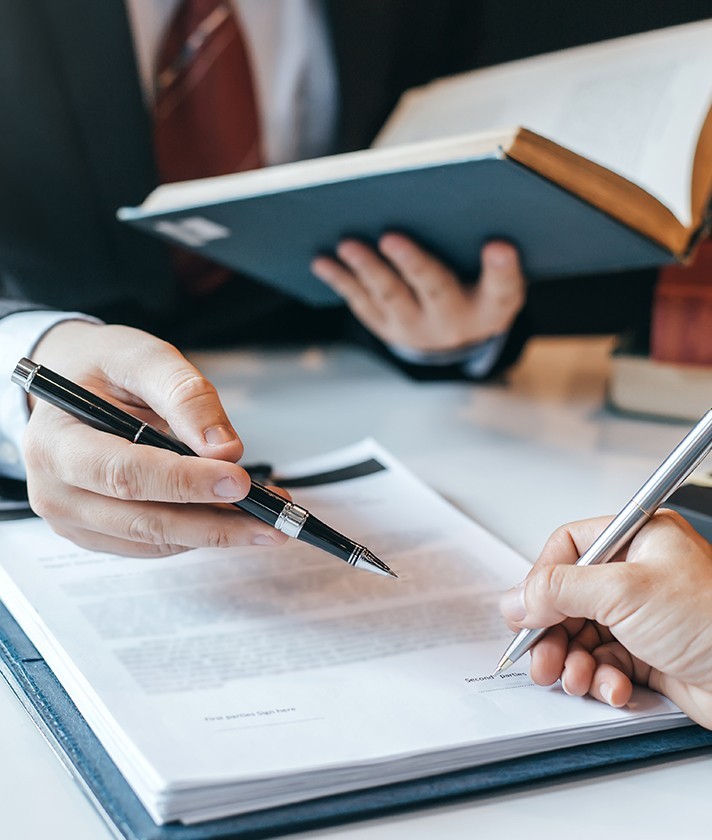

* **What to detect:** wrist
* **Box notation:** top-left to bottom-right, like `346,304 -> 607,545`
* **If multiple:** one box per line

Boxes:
29,319 -> 105,411
32,319 -> 104,365
388,331 -> 509,378
0,311 -> 100,478
388,333 -> 501,365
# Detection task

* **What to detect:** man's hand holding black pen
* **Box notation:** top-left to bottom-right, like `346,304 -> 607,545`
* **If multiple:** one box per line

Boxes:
13,321 -> 393,576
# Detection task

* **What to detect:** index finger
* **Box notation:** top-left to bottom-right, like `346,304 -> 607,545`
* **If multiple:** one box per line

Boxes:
500,516 -> 616,627
378,233 -> 461,304
26,410 -> 252,505
97,331 -> 243,462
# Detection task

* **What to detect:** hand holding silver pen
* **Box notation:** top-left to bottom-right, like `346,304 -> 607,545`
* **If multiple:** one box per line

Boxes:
495,408 -> 712,674
496,409 -> 712,729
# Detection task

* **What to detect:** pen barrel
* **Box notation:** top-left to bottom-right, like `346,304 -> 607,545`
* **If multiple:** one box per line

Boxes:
234,482 -> 282,528
576,501 -> 650,567
15,362 -> 144,442
632,408 -> 712,513
578,408 -> 712,570
136,424 -> 196,456
297,515 -> 358,563
502,626 -> 549,667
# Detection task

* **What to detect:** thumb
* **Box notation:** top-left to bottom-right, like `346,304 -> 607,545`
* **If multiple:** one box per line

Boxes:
473,241 -> 526,333
500,561 -> 640,631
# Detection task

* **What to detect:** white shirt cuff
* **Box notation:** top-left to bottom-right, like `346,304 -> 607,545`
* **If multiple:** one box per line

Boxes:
0,311 -> 101,479
388,331 -> 509,378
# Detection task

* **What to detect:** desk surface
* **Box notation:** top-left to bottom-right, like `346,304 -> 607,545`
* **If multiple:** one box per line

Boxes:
1,337 -> 710,839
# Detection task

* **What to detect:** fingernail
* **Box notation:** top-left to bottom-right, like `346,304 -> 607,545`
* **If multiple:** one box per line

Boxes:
380,237 -> 404,256
213,476 -> 242,499
600,682 -> 613,704
561,673 -> 573,695
204,425 -> 236,446
339,248 -> 360,265
500,583 -> 526,622
485,247 -> 513,267
253,533 -> 280,546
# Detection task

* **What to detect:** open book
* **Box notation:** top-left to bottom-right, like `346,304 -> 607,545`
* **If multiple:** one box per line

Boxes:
0,441 -> 693,831
119,21 -> 712,306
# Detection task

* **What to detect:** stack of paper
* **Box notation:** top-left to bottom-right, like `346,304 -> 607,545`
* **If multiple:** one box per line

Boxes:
0,441 -> 687,824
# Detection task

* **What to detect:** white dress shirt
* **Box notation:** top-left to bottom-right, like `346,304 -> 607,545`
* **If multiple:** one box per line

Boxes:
0,311 -> 101,479
124,0 -> 338,165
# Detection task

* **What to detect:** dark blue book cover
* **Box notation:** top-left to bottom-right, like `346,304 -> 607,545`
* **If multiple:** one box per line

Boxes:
119,150 -> 672,307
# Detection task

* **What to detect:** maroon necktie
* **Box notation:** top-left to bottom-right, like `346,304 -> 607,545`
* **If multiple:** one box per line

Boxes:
153,0 -> 263,293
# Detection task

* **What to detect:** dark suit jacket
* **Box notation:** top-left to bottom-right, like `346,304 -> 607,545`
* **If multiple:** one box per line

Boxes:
0,0 -> 709,370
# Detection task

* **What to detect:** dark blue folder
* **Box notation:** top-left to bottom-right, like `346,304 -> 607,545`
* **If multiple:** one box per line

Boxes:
1,600 -> 711,840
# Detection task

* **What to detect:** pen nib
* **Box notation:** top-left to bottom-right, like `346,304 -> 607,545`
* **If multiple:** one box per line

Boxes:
492,657 -> 513,676
354,549 -> 398,578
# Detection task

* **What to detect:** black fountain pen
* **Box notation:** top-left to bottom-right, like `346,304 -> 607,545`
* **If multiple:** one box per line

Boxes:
12,358 -> 396,578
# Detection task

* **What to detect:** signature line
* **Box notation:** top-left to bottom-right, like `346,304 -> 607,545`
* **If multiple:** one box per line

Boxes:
215,716 -> 326,732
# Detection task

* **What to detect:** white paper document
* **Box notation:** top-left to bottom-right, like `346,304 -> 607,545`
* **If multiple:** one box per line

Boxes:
0,441 -> 688,824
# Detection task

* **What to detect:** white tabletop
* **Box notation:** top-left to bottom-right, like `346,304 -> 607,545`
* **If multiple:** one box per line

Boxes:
1,337 -> 710,839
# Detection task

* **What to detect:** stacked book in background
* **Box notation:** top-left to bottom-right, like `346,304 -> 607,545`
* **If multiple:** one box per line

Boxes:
608,238 -> 712,423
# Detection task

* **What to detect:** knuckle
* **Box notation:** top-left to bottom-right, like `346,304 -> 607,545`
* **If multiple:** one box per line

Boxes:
204,526 -> 236,550
598,565 -> 647,625
389,293 -> 414,313
125,511 -> 168,545
169,464 -> 199,504
24,428 -> 54,473
350,297 -> 378,321
48,522 -> 73,541
615,562 -> 651,597
132,333 -> 178,365
135,543 -> 189,559
547,524 -> 574,552
405,253 -> 430,277
523,564 -> 568,619
323,271 -> 346,290
480,279 -> 525,316
539,563 -> 568,604
168,370 -> 217,409
655,508 -> 687,531
101,452 -> 142,500
537,525 -> 575,566
339,286 -> 361,306
26,485 -> 58,519
494,283 -> 525,309
351,298 -> 371,315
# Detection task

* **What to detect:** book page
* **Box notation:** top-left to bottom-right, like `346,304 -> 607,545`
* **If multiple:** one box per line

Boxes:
376,20 -> 712,228
0,441 -> 686,824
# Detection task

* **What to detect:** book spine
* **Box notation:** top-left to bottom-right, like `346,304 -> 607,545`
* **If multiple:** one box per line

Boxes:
652,238 -> 712,365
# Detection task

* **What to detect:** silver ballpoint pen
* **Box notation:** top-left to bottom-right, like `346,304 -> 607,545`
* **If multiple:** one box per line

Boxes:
494,407 -> 712,675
